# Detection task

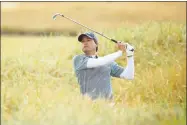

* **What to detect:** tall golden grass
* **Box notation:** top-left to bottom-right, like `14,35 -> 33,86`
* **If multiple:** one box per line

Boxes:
1,21 -> 186,124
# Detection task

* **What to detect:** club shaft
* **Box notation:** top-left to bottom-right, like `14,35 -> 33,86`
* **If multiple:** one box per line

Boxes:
62,15 -> 117,43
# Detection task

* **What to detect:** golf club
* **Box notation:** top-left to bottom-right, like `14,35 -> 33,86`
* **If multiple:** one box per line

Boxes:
52,13 -> 119,43
52,13 -> 134,51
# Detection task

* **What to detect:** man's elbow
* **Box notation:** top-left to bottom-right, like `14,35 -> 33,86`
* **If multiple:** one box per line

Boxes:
120,75 -> 134,80
124,74 -> 134,80
126,76 -> 134,80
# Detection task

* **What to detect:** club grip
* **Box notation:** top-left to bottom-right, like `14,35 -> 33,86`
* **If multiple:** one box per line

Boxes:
111,39 -> 118,43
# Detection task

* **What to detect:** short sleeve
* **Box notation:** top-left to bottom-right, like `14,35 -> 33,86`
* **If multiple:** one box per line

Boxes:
110,62 -> 124,78
73,55 -> 89,72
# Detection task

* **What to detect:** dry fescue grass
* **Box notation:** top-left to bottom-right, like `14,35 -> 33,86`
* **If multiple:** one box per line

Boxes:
1,21 -> 186,125
1,2 -> 186,33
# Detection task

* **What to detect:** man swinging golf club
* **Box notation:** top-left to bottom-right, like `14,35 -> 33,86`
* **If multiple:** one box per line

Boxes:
73,32 -> 134,100
52,13 -> 135,100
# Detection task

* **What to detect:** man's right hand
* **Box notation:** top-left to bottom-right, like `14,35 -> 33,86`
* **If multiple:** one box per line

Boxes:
117,41 -> 126,52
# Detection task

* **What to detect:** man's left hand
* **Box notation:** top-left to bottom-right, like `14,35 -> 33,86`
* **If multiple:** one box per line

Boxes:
125,43 -> 134,57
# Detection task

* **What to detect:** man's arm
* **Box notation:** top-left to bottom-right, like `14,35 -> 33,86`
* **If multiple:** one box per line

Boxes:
110,56 -> 134,80
119,56 -> 134,79
111,43 -> 135,80
73,42 -> 134,76
86,50 -> 122,68
86,42 -> 134,68
73,51 -> 122,73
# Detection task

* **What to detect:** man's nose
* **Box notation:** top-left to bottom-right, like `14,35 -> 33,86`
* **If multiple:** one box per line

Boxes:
83,42 -> 88,45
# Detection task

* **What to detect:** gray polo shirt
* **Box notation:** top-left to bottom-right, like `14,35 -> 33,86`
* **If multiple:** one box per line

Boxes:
73,54 -> 124,100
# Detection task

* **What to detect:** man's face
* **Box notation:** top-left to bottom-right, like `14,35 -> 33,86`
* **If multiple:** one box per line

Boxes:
81,36 -> 97,53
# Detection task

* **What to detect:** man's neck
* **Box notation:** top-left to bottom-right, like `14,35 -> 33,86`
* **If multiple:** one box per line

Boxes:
85,51 -> 97,56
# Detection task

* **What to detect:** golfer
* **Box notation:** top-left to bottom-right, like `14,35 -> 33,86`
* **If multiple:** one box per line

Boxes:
73,32 -> 134,100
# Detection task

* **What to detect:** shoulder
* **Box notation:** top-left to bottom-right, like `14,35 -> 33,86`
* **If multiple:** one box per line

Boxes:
72,54 -> 89,65
73,54 -> 85,62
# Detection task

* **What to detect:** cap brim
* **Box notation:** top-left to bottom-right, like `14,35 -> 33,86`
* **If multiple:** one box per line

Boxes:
78,34 -> 92,42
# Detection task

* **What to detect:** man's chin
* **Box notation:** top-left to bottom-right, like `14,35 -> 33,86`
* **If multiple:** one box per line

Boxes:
82,49 -> 91,53
82,50 -> 88,53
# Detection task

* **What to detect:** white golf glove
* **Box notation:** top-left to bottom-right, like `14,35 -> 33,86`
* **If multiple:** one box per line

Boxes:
125,43 -> 134,57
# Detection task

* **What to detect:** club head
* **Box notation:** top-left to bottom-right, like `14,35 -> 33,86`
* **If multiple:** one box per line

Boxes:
52,13 -> 64,20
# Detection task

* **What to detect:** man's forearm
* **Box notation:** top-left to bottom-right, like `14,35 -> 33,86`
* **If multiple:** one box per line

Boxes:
87,50 -> 122,68
120,56 -> 134,79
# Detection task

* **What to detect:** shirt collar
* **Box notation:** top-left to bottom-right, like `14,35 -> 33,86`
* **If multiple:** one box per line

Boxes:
87,55 -> 98,58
